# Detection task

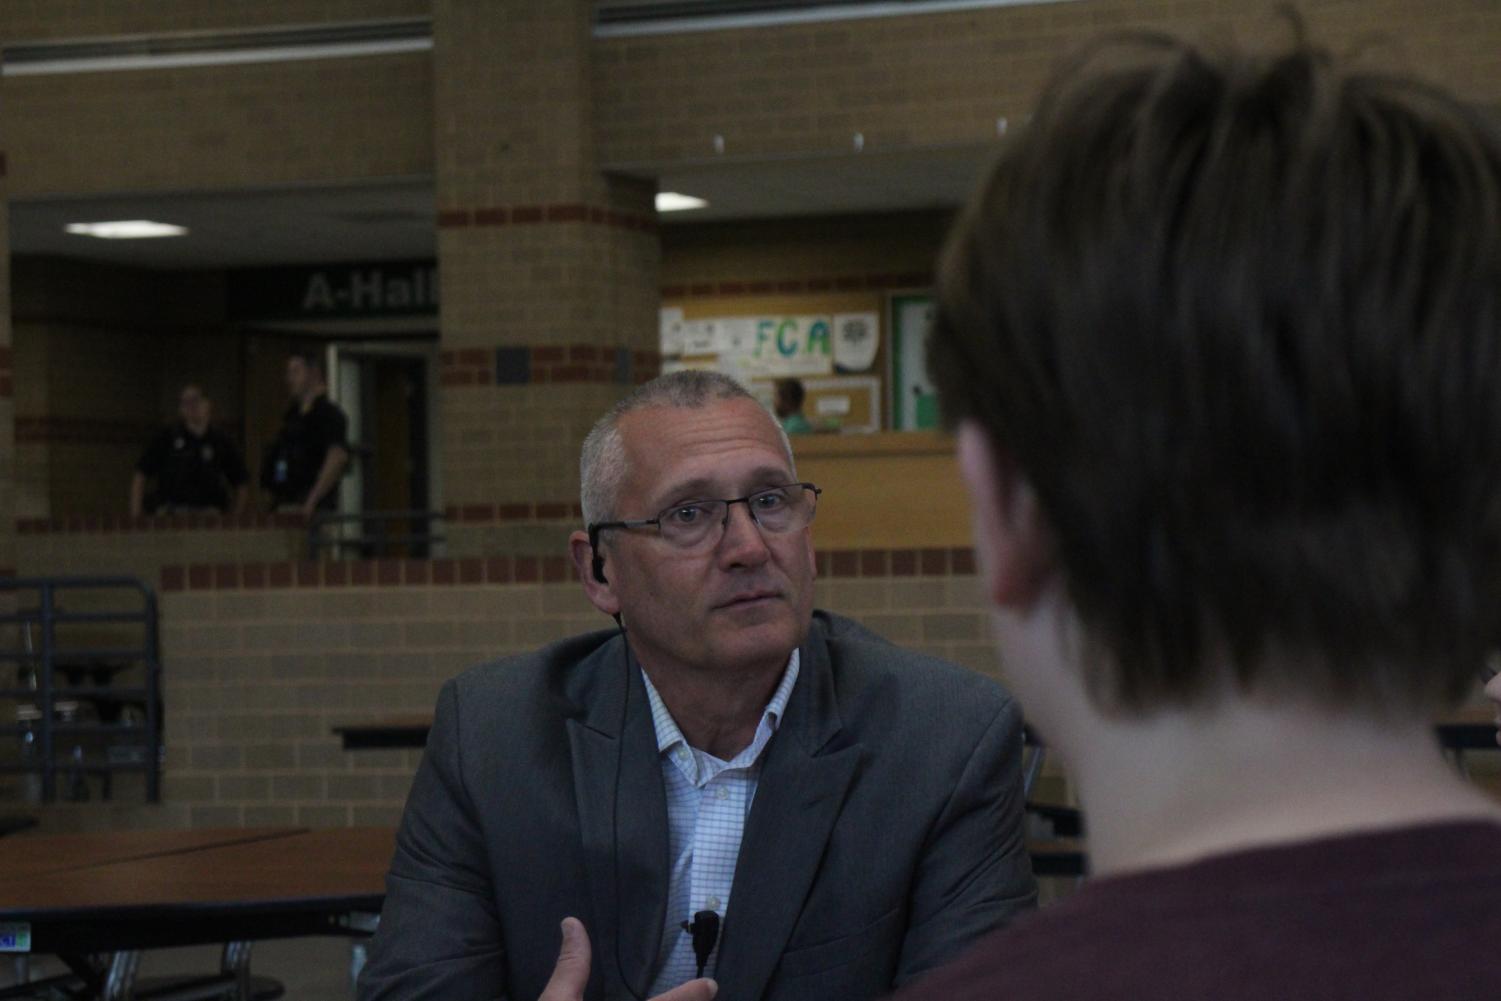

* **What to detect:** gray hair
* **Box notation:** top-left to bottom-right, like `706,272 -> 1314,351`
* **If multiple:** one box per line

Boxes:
580,370 -> 796,526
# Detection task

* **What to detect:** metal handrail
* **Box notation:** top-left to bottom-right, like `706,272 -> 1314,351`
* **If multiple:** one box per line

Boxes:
306,509 -> 445,560
0,576 -> 162,803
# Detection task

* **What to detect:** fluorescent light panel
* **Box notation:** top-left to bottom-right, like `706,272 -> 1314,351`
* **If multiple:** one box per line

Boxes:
656,192 -> 709,212
596,0 -> 1084,38
66,220 -> 188,239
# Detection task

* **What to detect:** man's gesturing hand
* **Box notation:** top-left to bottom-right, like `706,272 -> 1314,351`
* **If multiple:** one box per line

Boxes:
539,917 -> 718,1001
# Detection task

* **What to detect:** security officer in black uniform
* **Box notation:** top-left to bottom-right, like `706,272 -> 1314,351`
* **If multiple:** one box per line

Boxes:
130,384 -> 249,516
260,351 -> 350,516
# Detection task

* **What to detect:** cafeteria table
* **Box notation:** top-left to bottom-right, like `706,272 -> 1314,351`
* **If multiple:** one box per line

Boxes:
0,827 -> 392,1000
0,827 -> 305,880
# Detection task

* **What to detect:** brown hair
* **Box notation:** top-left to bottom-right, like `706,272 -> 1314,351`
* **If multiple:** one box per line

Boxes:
931,30 -> 1501,715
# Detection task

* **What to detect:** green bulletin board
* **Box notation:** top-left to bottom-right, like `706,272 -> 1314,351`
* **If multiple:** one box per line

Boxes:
889,294 -> 938,430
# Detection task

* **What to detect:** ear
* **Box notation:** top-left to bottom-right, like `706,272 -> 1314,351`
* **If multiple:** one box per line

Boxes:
569,530 -> 622,618
956,421 -> 1052,610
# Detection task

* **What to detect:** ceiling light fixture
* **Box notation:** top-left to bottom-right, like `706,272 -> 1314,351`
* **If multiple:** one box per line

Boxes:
65,220 -> 189,239
655,192 -> 708,213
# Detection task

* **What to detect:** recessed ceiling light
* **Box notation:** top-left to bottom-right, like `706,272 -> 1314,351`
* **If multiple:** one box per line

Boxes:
65,220 -> 188,239
656,192 -> 708,213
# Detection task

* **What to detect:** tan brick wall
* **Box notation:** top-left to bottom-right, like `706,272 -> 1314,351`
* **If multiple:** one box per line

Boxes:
16,524 -> 305,583
1,54 -> 432,198
438,382 -> 619,513
1,2 -> 1497,201
15,560 -> 1004,832
433,1 -> 660,537
662,212 -> 950,290
594,0 -> 1501,166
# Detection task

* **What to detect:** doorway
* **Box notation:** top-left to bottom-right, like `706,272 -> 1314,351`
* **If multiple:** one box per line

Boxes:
331,340 -> 438,557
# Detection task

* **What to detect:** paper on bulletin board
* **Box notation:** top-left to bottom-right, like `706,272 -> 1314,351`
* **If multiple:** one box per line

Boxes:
715,352 -> 761,389
745,316 -> 834,376
715,317 -> 759,357
681,320 -> 718,356
833,312 -> 879,372
659,307 -> 685,357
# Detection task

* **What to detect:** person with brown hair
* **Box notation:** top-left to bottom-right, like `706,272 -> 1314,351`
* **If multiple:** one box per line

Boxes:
897,25 -> 1501,1000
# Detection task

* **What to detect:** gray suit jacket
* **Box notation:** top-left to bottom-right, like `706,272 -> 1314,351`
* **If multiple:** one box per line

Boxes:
358,611 -> 1036,1001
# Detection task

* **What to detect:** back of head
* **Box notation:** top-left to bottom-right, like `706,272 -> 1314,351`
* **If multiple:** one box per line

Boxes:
775,377 -> 806,413
579,370 -> 792,525
931,28 -> 1501,716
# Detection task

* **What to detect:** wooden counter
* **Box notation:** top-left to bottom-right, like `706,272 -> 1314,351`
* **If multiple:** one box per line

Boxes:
791,431 -> 971,549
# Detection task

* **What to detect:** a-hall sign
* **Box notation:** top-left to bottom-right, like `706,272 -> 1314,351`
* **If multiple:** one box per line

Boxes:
228,260 -> 438,321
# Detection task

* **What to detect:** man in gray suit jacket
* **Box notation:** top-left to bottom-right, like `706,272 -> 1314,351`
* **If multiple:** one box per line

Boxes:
359,371 -> 1036,1001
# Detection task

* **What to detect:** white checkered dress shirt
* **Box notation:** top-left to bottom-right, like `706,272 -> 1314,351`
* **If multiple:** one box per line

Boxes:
642,650 -> 801,993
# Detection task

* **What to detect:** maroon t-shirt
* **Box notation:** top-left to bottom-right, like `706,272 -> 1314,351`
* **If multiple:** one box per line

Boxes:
892,820 -> 1501,1001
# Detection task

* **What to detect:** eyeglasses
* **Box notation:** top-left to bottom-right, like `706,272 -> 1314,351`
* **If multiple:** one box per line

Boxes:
589,482 -> 821,552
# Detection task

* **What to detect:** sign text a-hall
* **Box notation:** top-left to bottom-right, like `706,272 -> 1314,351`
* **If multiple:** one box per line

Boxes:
227,260 -> 438,321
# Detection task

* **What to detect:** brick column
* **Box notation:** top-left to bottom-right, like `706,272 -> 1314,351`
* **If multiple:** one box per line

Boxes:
432,0 -> 661,558
0,144 -> 14,580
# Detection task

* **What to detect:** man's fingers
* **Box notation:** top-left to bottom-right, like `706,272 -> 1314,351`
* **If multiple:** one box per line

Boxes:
650,978 -> 718,1001
538,920 -> 712,1001
538,917 -> 592,1001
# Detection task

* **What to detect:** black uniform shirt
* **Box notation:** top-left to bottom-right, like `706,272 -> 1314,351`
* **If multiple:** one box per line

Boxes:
261,394 -> 349,510
136,423 -> 248,512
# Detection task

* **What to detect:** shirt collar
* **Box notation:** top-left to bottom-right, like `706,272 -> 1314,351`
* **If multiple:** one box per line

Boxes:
642,647 -> 801,759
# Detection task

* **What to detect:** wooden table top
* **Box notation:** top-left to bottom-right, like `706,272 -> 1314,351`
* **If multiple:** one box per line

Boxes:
0,826 -> 307,879
0,827 -> 394,916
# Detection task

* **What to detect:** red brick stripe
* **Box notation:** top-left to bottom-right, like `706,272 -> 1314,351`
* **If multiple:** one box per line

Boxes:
443,502 -> 584,524
16,514 -> 304,534
437,202 -> 656,233
156,548 -> 978,592
440,344 -> 662,389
